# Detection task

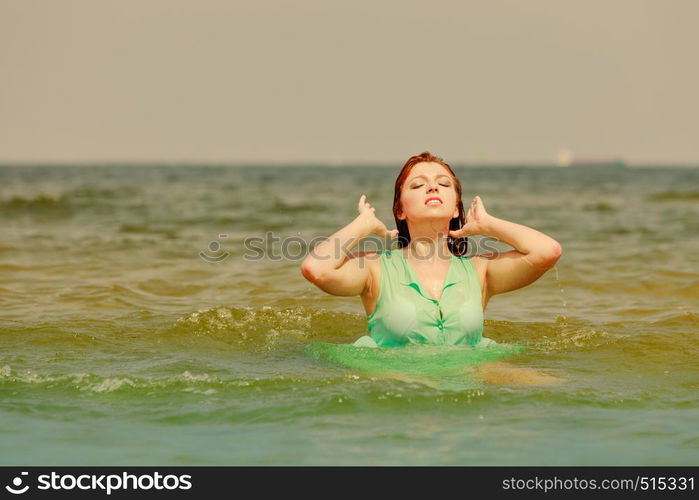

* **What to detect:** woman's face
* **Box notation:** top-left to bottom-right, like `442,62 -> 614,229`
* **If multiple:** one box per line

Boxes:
398,162 -> 460,222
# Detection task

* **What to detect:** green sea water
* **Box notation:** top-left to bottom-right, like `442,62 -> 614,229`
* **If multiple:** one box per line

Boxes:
1,164 -> 698,465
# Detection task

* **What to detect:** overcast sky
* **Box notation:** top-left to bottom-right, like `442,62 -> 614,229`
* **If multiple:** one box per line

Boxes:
1,1 -> 697,165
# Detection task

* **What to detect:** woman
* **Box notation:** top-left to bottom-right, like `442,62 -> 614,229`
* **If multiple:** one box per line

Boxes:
301,151 -> 563,385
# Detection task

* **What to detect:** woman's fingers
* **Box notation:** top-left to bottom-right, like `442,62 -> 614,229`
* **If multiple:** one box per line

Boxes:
358,194 -> 366,212
474,195 -> 485,212
451,196 -> 486,238
357,195 -> 397,238
358,194 -> 376,211
472,195 -> 488,220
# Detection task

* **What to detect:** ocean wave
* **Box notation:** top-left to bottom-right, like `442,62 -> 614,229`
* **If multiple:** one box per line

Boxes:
165,305 -> 364,350
0,306 -> 365,352
6,305 -> 696,364
582,202 -> 618,212
136,280 -> 207,298
648,310 -> 699,327
576,279 -> 699,299
0,365 -> 246,394
168,307 -> 629,353
647,191 -> 699,201
66,185 -> 141,201
268,199 -> 331,213
0,193 -> 70,213
0,364 -> 516,407
117,224 -> 180,239
485,317 -> 615,352
3,363 -> 694,411
0,365 -> 412,397
499,313 -> 699,360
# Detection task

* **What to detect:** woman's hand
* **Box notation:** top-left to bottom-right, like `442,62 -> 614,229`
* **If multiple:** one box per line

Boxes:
357,194 -> 398,238
448,195 -> 492,238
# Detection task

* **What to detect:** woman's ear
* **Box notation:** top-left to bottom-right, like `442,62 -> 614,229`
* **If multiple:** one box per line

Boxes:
395,202 -> 406,221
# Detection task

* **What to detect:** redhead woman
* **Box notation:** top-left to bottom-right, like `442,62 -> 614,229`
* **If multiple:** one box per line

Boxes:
301,151 -> 563,385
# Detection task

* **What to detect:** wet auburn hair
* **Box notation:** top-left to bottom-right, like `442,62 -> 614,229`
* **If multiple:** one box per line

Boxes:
392,151 -> 468,256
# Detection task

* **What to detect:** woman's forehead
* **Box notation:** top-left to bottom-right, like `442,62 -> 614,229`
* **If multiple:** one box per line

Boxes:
408,162 -> 452,178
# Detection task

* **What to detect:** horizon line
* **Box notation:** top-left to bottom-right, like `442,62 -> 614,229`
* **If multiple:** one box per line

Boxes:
0,160 -> 698,168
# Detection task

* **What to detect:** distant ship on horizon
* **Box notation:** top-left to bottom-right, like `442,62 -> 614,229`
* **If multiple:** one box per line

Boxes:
555,149 -> 626,168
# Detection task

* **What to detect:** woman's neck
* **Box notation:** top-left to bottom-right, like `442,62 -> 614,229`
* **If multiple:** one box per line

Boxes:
404,220 -> 451,261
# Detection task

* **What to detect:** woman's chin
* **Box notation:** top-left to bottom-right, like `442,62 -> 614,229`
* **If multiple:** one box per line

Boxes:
415,210 -> 452,220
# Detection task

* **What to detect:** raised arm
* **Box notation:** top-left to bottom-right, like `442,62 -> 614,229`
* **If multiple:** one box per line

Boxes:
300,195 -> 397,296
449,195 -> 562,300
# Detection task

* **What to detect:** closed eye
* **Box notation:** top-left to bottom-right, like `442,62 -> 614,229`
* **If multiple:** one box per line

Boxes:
411,183 -> 450,189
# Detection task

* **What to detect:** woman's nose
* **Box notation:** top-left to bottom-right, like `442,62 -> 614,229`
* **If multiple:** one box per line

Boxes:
427,182 -> 439,192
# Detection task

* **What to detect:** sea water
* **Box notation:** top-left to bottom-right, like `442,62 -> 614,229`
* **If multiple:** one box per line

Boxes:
1,164 -> 697,465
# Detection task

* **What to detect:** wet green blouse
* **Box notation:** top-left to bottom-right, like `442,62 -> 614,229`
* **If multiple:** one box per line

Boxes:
353,249 -> 496,348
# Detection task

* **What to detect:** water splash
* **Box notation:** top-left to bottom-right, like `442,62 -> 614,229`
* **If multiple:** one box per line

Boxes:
165,305 -> 364,351
552,264 -> 569,323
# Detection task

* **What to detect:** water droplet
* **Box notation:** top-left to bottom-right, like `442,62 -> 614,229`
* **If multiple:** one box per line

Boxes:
552,265 -> 569,320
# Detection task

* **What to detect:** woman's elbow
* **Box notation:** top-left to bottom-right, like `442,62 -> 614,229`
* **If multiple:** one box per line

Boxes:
532,240 -> 562,269
543,240 -> 563,267
300,260 -> 324,284
551,240 -> 563,260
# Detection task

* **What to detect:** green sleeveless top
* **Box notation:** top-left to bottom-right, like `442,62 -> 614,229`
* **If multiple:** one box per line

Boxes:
353,248 -> 496,348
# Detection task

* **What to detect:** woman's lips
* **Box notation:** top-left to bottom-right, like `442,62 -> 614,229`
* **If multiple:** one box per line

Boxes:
425,197 -> 443,206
